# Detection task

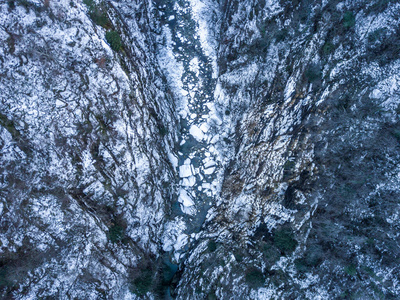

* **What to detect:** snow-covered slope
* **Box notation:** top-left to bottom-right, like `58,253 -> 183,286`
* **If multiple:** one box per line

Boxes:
0,0 -> 178,298
1,0 -> 400,299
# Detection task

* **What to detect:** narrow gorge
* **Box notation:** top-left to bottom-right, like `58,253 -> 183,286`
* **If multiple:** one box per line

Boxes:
1,0 -> 400,299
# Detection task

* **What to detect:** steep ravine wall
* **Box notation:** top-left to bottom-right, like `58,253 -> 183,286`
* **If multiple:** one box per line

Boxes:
172,0 -> 400,299
0,0 -> 178,298
1,0 -> 400,299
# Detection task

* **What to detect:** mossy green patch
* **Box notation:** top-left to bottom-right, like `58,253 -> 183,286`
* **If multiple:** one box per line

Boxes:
273,228 -> 298,254
131,268 -> 153,296
245,268 -> 264,288
322,41 -> 334,55
106,31 -> 122,52
108,224 -> 125,243
207,241 -> 217,252
344,264 -> 357,276
83,0 -> 112,29
343,11 -> 355,29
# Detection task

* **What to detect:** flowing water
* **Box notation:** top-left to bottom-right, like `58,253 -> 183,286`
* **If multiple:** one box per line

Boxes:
157,0 -> 222,294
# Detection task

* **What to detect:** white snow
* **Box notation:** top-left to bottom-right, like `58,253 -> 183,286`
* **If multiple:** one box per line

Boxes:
202,183 -> 211,189
284,76 -> 296,102
209,134 -> 219,144
178,189 -> 195,207
157,25 -> 189,115
55,100 -> 65,107
204,160 -> 215,168
203,167 -> 215,175
188,0 -> 219,78
179,164 -> 192,178
189,124 -> 205,141
199,123 -> 209,133
371,88 -> 382,99
174,234 -> 188,252
189,57 -> 200,77
162,218 -> 187,252
168,152 -> 179,168
182,176 -> 196,187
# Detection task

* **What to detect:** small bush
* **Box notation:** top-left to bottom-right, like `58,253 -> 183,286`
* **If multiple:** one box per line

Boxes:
248,38 -> 269,55
108,224 -> 125,243
83,0 -> 112,29
273,228 -> 298,254
95,56 -> 107,68
131,268 -> 153,296
8,0 -> 15,10
343,11 -> 355,29
207,290 -> 217,300
0,265 -> 12,289
362,266 -> 376,277
367,28 -> 390,55
304,244 -> 323,266
391,130 -> 400,142
295,244 -> 323,272
368,28 -> 387,44
234,251 -> 244,263
275,28 -> 288,42
260,241 -> 281,265
366,26 -> 399,65
283,160 -> 295,171
6,37 -> 15,55
305,63 -> 322,83
344,264 -> 357,276
367,0 -> 391,14
83,0 -> 95,8
207,241 -> 217,252
91,9 -> 111,28
223,137 -> 231,144
322,41 -> 334,55
16,0 -> 31,12
158,124 -> 168,137
294,258 -> 309,272
106,31 -> 122,52
245,268 -> 264,288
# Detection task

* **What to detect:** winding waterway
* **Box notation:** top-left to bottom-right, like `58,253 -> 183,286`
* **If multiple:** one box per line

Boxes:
156,0 -> 223,296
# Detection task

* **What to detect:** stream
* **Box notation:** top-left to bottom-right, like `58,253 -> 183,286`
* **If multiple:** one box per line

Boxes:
156,0 -> 222,297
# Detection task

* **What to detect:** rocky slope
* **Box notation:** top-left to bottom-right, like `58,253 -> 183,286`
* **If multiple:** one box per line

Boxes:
0,0 -> 178,298
1,0 -> 400,299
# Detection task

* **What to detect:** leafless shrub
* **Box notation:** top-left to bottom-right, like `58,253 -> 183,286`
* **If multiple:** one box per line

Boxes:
96,56 -> 107,68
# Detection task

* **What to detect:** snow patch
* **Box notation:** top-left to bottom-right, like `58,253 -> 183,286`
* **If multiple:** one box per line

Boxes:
182,176 -> 196,187
179,164 -> 192,178
189,124 -> 205,141
168,152 -> 179,168
162,219 -> 187,252
178,189 -> 195,207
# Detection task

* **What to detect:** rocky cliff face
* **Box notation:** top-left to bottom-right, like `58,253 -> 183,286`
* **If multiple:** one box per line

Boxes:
1,0 -> 399,299
0,0 -> 178,298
